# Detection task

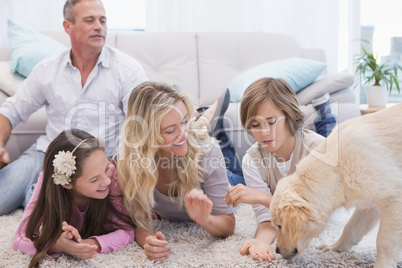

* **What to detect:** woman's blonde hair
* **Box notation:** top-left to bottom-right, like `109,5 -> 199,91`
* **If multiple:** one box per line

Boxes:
118,81 -> 205,230
240,77 -> 304,136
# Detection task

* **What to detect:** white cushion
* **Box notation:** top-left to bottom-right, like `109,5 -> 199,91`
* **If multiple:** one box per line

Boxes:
115,32 -> 200,104
0,61 -> 24,96
227,58 -> 326,103
297,72 -> 355,105
197,32 -> 303,106
330,88 -> 356,103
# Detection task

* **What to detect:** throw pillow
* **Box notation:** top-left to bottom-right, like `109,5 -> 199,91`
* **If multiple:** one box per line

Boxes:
7,19 -> 68,77
296,72 -> 355,105
0,61 -> 25,96
228,57 -> 327,103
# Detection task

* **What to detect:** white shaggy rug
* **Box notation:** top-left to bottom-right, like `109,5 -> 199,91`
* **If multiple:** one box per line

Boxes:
1,204 -> 401,268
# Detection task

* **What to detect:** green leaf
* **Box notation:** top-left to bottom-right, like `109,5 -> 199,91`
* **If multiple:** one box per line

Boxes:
354,40 -> 401,94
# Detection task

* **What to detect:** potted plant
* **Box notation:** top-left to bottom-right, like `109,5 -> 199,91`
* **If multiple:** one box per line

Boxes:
355,42 -> 402,107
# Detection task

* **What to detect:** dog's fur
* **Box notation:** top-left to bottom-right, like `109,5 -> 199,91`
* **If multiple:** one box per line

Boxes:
270,103 -> 402,268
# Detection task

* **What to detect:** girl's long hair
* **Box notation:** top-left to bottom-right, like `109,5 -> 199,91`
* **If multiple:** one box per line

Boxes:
23,129 -> 135,268
118,81 -> 205,230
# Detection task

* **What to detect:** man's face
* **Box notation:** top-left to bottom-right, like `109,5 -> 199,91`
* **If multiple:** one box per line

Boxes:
65,0 -> 107,53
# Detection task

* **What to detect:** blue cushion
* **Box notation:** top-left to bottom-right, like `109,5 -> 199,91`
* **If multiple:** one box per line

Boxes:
7,19 -> 68,77
228,58 -> 327,103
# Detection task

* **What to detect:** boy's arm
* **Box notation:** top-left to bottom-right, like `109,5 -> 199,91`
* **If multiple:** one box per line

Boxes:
240,221 -> 277,262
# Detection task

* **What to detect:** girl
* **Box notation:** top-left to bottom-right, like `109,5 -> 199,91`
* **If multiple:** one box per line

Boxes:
118,81 -> 235,262
13,129 -> 135,268
224,78 -> 325,262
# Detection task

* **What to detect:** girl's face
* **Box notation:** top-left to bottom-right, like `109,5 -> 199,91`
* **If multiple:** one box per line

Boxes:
159,100 -> 190,158
249,100 -> 294,160
70,150 -> 112,204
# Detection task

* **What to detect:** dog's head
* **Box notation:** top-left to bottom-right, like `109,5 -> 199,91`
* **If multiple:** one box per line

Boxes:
270,175 -> 325,259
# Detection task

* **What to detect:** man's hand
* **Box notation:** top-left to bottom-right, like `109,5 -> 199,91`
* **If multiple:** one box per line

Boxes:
0,147 -> 10,165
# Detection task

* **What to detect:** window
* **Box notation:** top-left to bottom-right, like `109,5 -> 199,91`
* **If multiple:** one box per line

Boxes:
359,0 -> 402,104
102,0 -> 146,31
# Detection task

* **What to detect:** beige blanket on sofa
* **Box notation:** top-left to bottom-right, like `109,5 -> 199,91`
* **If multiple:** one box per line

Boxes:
0,204 -> 387,267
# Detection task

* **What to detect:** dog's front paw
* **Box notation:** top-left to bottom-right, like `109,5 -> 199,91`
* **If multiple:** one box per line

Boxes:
317,243 -> 346,253
318,244 -> 333,252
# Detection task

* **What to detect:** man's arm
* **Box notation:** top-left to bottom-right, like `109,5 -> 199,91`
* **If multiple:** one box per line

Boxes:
0,114 -> 12,164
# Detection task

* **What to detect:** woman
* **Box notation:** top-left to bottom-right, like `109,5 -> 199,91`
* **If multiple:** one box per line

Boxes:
118,81 -> 235,262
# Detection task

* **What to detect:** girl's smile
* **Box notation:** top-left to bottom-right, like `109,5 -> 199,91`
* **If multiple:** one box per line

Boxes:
67,150 -> 112,209
97,186 -> 109,193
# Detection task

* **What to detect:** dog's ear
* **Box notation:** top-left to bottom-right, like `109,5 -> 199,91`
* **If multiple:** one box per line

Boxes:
281,191 -> 316,247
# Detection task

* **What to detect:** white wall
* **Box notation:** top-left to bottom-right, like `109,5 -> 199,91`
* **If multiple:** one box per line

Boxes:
146,0 -> 340,73
1,0 -> 342,73
0,0 -> 65,47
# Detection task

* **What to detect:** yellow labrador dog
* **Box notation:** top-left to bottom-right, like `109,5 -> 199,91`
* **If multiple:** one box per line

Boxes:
270,103 -> 402,268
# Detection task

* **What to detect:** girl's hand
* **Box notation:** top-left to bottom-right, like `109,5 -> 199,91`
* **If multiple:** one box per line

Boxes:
50,221 -> 98,259
143,232 -> 170,262
61,221 -> 82,242
240,238 -> 276,262
184,188 -> 213,226
225,184 -> 271,207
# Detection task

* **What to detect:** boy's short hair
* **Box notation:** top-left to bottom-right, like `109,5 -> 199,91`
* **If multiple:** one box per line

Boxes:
240,77 -> 304,136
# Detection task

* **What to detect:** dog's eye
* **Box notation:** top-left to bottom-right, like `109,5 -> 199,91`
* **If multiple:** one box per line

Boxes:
277,225 -> 282,229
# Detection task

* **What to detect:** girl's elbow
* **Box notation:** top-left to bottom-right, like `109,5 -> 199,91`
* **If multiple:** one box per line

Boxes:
12,239 -> 18,252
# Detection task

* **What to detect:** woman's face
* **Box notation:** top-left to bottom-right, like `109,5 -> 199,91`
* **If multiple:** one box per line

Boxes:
159,100 -> 190,157
248,100 -> 294,160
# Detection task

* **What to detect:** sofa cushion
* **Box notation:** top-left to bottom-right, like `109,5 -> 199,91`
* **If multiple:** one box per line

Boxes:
228,57 -> 326,103
296,72 -> 355,105
197,32 -> 304,106
0,61 -> 24,96
115,32 -> 199,104
7,19 -> 68,77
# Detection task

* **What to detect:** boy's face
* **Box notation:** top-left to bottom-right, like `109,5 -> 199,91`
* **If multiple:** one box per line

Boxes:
248,100 -> 293,160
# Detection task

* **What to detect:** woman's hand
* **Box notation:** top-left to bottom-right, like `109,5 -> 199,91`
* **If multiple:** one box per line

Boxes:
225,184 -> 271,207
143,232 -> 170,262
184,188 -> 235,237
184,188 -> 213,226
49,221 -> 98,259
240,238 -> 276,262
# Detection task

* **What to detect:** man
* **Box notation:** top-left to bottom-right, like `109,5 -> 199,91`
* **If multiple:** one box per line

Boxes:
0,0 -> 147,215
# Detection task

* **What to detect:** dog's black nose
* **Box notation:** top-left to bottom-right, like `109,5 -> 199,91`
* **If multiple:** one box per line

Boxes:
294,248 -> 298,254
276,247 -> 280,254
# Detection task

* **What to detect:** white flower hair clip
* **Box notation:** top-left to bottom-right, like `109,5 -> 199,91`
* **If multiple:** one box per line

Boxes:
52,139 -> 89,185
